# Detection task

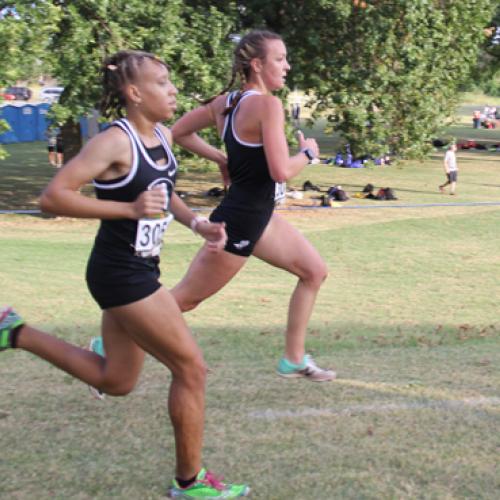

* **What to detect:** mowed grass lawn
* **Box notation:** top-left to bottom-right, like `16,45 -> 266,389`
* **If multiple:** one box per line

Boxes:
1,139 -> 500,498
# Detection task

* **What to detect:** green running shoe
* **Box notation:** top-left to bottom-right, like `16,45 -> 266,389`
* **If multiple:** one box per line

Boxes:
277,354 -> 336,382
0,307 -> 24,351
88,337 -> 106,401
168,468 -> 250,499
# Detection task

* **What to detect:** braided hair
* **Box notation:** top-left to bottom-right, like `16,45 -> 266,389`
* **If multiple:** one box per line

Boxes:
204,30 -> 282,115
100,50 -> 168,120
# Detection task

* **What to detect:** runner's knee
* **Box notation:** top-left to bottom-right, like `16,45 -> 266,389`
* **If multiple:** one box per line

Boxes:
172,353 -> 207,389
301,259 -> 328,288
176,295 -> 203,313
171,288 -> 203,313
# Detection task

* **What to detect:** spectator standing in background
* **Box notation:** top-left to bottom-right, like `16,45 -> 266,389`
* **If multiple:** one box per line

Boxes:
439,143 -> 458,195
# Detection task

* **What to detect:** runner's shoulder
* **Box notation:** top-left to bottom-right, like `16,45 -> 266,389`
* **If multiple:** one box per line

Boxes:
249,93 -> 282,113
156,123 -> 173,144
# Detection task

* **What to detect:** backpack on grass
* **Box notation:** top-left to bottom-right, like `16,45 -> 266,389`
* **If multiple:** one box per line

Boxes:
327,185 -> 349,202
376,187 -> 397,200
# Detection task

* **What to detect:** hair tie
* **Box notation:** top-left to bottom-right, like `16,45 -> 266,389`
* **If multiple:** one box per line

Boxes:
107,64 -> 118,71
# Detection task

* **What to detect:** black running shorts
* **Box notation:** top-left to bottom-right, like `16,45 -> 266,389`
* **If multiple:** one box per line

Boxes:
210,202 -> 274,257
86,247 -> 161,310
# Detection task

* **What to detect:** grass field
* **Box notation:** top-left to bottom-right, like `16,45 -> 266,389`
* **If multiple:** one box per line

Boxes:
1,112 -> 500,498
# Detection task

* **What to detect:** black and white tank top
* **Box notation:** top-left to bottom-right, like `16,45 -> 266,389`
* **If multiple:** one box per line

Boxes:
93,118 -> 178,256
221,90 -> 277,210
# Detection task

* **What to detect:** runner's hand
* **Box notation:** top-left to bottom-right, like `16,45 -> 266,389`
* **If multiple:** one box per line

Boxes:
131,186 -> 166,219
197,221 -> 228,252
296,130 -> 319,158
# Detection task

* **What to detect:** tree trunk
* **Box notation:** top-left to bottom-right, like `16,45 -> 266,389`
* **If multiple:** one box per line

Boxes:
61,119 -> 82,163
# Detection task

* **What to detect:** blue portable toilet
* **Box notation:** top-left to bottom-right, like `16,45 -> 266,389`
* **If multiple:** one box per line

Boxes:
18,105 -> 38,141
0,103 -> 92,144
0,105 -> 20,143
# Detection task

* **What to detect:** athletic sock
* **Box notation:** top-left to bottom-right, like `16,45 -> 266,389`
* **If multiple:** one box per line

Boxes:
10,324 -> 23,348
176,474 -> 198,488
283,355 -> 307,370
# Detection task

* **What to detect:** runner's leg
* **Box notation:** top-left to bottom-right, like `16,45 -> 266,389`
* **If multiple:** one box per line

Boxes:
107,286 -> 207,480
15,315 -> 144,395
253,213 -> 328,364
171,242 -> 247,312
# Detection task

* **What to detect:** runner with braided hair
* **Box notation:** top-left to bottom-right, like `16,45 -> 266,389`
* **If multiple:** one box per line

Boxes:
171,30 -> 336,382
0,49 -> 249,498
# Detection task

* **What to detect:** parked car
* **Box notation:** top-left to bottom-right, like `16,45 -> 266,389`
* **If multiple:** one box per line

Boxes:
1,90 -> 16,100
40,86 -> 64,103
3,86 -> 32,101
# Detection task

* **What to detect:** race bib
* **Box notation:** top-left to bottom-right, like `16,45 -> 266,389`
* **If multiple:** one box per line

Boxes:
275,182 -> 286,203
134,213 -> 174,257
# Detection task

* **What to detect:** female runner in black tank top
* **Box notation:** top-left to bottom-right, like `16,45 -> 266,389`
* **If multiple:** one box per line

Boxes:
172,30 -> 336,382
3,50 -> 250,497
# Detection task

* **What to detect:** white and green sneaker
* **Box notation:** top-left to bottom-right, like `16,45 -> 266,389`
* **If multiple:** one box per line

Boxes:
88,337 -> 106,400
168,468 -> 250,499
0,306 -> 24,351
277,354 -> 336,382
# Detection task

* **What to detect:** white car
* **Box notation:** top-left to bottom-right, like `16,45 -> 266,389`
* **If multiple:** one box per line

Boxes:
40,86 -> 64,103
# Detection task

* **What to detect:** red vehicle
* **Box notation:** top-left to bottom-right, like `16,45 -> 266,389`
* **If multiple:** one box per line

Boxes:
1,91 -> 16,100
1,86 -> 32,101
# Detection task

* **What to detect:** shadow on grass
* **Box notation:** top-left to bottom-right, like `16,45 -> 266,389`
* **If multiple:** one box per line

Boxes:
1,136 -> 499,212
0,141 -> 55,210
190,321 -> 500,359
453,155 -> 500,163
20,319 -> 498,358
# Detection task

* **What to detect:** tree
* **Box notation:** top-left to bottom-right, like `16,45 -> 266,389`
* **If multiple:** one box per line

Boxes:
1,1 -> 238,161
238,0 -> 496,158
43,0 -> 237,159
1,1 -> 495,161
0,1 -> 60,158
0,2 -> 59,85
472,3 -> 500,96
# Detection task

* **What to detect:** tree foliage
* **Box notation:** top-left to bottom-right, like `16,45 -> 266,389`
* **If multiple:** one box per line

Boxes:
239,0 -> 496,158
0,2 -> 59,86
0,1 -> 497,161
46,1 -> 236,131
472,3 -> 500,96
48,1 -> 237,159
0,2 -> 60,158
0,1 -> 238,159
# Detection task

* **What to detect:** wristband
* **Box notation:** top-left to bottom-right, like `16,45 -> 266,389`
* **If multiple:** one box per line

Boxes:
190,215 -> 209,235
301,147 -> 315,161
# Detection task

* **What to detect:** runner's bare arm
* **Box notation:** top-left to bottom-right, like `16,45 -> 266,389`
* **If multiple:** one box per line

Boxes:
171,101 -> 228,185
260,95 -> 318,182
169,192 -> 227,251
171,105 -> 226,164
40,127 -> 165,219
